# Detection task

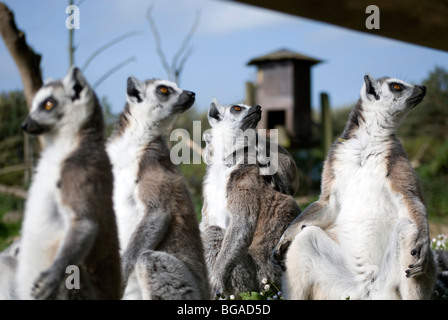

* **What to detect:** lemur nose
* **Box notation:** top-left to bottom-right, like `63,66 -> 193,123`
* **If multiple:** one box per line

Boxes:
185,91 -> 195,98
255,105 -> 261,110
420,86 -> 427,94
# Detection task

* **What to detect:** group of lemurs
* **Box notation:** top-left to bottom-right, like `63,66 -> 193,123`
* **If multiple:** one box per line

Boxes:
0,66 -> 446,300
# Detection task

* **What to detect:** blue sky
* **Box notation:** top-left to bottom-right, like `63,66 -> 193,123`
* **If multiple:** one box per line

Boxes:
1,0 -> 448,114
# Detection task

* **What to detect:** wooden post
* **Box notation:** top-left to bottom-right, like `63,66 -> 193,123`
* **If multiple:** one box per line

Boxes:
245,81 -> 255,106
320,92 -> 332,157
23,133 -> 30,186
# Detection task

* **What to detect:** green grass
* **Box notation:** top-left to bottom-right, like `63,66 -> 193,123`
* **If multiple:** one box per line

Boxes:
0,194 -> 23,251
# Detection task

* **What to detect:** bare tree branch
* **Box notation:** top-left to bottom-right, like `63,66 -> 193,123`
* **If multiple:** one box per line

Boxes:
0,2 -> 42,109
81,31 -> 140,71
0,164 -> 31,176
171,10 -> 200,84
93,56 -> 136,89
175,47 -> 193,85
146,3 -> 200,84
146,4 -> 172,81
0,184 -> 27,199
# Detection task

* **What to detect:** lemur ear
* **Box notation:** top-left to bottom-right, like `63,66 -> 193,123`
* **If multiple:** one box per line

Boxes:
202,131 -> 213,165
126,76 -> 146,104
63,66 -> 87,102
208,99 -> 223,127
363,74 -> 380,101
203,132 -> 211,143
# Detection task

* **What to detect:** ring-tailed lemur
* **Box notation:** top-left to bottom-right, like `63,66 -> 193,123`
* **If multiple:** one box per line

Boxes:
273,75 -> 437,300
16,67 -> 121,300
107,76 -> 209,300
200,99 -> 299,230
201,100 -> 301,297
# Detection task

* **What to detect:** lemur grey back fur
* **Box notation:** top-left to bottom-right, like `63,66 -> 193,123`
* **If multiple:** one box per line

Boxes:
15,67 -> 121,300
107,76 -> 209,299
273,75 -> 436,300
201,100 -> 301,298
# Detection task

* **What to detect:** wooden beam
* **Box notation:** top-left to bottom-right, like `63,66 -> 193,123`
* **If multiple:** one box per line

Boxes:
231,0 -> 448,52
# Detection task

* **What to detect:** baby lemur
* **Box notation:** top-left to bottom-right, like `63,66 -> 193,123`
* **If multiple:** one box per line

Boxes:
17,67 -> 121,300
273,75 -> 437,300
107,76 -> 209,299
201,100 -> 301,297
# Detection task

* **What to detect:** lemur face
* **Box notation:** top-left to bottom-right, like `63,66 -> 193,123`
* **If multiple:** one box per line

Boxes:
204,100 -> 262,165
207,99 -> 262,131
361,74 -> 426,124
126,77 -> 195,128
22,67 -> 93,135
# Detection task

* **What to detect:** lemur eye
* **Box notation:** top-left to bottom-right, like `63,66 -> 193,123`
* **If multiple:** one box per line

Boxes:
391,83 -> 403,91
44,99 -> 54,111
158,86 -> 169,94
232,106 -> 242,111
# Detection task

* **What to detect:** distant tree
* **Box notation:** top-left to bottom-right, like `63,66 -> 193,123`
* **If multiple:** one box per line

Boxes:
399,66 -> 448,141
100,96 -> 118,138
398,66 -> 448,167
172,108 -> 208,196
0,91 -> 38,186
331,104 -> 353,138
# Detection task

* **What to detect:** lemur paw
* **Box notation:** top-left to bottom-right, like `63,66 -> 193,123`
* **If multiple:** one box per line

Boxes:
31,270 -> 61,300
406,237 -> 430,278
272,225 -> 307,271
271,239 -> 291,271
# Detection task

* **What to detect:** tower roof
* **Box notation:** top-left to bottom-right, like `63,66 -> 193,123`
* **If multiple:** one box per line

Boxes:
247,48 -> 322,66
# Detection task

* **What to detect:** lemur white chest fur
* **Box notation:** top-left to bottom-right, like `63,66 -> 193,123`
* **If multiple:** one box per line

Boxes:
19,139 -> 76,276
203,163 -> 232,229
107,122 -> 156,251
331,134 -> 399,265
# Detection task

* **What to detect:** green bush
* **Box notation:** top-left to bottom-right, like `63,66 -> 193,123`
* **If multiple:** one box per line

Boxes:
0,194 -> 23,251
